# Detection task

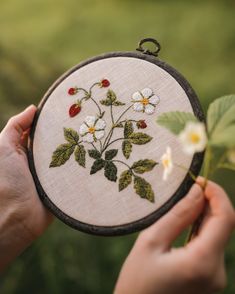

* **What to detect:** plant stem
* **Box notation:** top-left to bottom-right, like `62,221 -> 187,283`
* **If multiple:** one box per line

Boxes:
91,142 -> 99,152
185,145 -> 212,245
102,104 -> 133,152
174,163 -> 197,182
102,138 -> 125,153
112,159 -> 134,175
90,97 -> 102,116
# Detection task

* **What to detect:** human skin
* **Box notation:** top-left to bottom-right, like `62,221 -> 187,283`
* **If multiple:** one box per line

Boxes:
0,106 -> 234,294
0,105 -> 53,272
114,180 -> 235,294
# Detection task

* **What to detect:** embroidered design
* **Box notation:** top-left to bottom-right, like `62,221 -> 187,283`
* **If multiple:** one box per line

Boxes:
132,88 -> 160,115
49,79 -> 159,203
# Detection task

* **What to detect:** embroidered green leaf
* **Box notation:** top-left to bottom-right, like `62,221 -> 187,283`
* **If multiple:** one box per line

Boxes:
129,132 -> 152,145
100,90 -> 117,106
134,176 -> 155,203
119,170 -> 132,191
88,149 -> 101,159
75,145 -> 86,167
115,122 -> 124,128
107,89 -> 117,102
132,159 -> 158,174
50,143 -> 75,167
122,140 -> 132,159
100,99 -> 112,106
157,111 -> 198,135
64,128 -> 79,144
105,149 -> 118,160
104,161 -> 117,182
207,95 -> 235,135
113,101 -> 125,106
90,159 -> 105,174
124,120 -> 134,138
210,125 -> 235,147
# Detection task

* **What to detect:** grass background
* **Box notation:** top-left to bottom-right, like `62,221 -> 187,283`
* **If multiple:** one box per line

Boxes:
0,0 -> 234,293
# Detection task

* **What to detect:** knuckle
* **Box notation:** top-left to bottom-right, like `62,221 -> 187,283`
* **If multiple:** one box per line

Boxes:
137,230 -> 159,249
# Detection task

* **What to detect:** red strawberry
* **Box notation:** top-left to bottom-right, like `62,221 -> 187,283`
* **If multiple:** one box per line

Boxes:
100,79 -> 110,88
136,120 -> 147,129
69,104 -> 81,117
68,87 -> 78,95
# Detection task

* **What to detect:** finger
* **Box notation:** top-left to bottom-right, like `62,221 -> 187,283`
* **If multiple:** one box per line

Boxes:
139,183 -> 205,250
191,180 -> 235,252
20,129 -> 30,148
1,105 -> 37,145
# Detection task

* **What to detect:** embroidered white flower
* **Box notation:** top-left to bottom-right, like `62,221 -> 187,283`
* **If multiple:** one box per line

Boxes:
79,116 -> 106,143
161,146 -> 173,181
132,88 -> 160,115
179,122 -> 207,155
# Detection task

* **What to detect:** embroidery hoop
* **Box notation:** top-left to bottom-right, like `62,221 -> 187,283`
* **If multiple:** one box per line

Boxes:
28,38 -> 204,236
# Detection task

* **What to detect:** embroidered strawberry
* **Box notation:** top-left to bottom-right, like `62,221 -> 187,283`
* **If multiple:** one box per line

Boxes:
69,102 -> 81,117
100,79 -> 110,88
68,87 -> 78,95
136,120 -> 147,129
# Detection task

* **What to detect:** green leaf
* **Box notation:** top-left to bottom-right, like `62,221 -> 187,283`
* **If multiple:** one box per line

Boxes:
90,159 -> 105,174
113,100 -> 125,106
107,89 -> 117,102
88,149 -> 101,159
219,163 -> 235,171
105,149 -> 118,160
122,140 -> 132,159
129,132 -> 152,145
207,95 -> 235,134
124,120 -> 134,138
119,170 -> 132,191
132,159 -> 158,174
100,99 -> 112,106
100,89 -> 118,106
157,111 -> 198,134
134,176 -> 155,203
115,122 -> 124,128
210,125 -> 235,148
64,128 -> 79,144
104,161 -> 117,182
50,143 -> 75,167
75,145 -> 86,167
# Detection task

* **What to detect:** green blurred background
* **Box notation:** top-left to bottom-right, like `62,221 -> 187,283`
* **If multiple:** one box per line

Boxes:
0,0 -> 234,293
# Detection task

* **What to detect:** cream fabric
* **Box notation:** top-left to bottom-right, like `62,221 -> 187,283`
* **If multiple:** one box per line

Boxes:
33,57 -> 194,226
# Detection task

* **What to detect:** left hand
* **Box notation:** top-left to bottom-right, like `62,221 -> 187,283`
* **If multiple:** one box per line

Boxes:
0,105 -> 53,271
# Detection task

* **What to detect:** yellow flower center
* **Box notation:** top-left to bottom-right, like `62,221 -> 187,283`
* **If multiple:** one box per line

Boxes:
162,159 -> 169,168
190,132 -> 200,144
141,97 -> 149,105
88,127 -> 95,134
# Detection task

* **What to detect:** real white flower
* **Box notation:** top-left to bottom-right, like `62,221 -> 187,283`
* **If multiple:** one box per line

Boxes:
79,116 -> 106,143
179,121 -> 207,155
161,146 -> 173,181
132,88 -> 160,115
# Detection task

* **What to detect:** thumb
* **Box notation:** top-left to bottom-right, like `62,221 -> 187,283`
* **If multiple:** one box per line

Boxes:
1,105 -> 37,145
139,183 -> 205,251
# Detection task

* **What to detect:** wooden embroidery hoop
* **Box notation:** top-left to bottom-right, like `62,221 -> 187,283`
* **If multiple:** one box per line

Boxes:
28,38 -> 204,236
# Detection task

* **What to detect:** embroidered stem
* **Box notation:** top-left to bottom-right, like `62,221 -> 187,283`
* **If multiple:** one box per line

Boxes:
102,104 -> 133,151
91,142 -> 99,152
90,97 -> 102,116
103,137 -> 125,153
112,160 -> 134,174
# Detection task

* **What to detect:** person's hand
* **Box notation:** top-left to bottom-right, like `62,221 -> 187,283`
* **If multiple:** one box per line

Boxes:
0,105 -> 53,271
114,179 -> 235,294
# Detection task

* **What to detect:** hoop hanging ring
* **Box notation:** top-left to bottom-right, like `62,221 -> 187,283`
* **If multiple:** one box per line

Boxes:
136,38 -> 161,57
